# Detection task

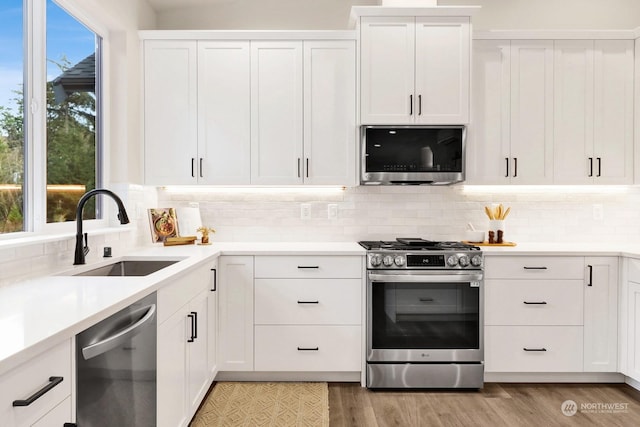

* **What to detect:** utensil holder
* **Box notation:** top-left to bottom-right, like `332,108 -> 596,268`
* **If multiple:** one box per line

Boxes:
489,220 -> 505,244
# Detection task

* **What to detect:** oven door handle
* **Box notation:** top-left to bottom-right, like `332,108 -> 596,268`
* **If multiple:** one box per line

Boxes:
368,273 -> 483,283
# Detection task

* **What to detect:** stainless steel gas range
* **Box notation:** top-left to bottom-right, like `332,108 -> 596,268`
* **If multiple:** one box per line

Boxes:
359,238 -> 484,389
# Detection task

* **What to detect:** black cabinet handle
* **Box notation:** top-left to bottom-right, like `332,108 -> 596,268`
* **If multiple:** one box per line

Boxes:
192,311 -> 198,339
409,95 -> 413,115
13,376 -> 63,407
297,158 -> 301,178
199,158 -> 203,178
587,265 -> 593,287
505,157 -> 509,177
418,94 -> 422,115
191,158 -> 195,178
523,266 -> 547,270
588,157 -> 593,177
211,268 -> 217,292
306,158 -> 309,178
187,313 -> 195,342
523,348 -> 547,352
513,157 -> 518,177
523,301 -> 547,305
297,300 -> 319,304
419,297 -> 434,302
297,266 -> 319,269
297,347 -> 319,351
597,157 -> 602,177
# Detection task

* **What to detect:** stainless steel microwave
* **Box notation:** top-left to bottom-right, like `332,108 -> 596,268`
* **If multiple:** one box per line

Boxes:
360,125 -> 465,185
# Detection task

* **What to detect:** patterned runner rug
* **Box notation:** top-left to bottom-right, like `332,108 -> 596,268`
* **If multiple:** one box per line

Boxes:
190,382 -> 329,427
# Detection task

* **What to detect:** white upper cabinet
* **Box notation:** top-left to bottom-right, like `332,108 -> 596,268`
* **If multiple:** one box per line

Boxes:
360,16 -> 470,125
592,40 -> 634,184
198,41 -> 251,184
553,40 -> 633,184
143,35 -> 356,187
250,41 -> 304,185
144,40 -> 198,185
469,40 -> 554,184
467,40 -> 511,184
510,41 -> 554,184
303,41 -> 357,185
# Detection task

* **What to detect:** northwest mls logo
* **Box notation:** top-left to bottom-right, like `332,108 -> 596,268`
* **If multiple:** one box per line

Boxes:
561,400 -> 578,417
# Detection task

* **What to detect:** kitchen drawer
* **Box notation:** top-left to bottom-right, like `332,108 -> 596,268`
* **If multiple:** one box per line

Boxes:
485,279 -> 583,326
484,256 -> 584,280
485,326 -> 583,372
255,278 -> 361,325
158,263 -> 210,324
254,256 -> 362,279
255,325 -> 361,371
0,339 -> 72,427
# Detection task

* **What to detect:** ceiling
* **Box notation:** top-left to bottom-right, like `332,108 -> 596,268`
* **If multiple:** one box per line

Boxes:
146,0 -> 238,12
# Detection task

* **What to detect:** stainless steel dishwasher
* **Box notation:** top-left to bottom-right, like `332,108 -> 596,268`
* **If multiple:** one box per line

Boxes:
76,292 -> 157,426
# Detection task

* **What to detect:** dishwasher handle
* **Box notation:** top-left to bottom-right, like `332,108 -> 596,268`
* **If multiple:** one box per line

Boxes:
82,304 -> 156,360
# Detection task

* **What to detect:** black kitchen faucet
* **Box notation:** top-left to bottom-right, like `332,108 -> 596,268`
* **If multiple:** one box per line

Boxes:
74,189 -> 130,265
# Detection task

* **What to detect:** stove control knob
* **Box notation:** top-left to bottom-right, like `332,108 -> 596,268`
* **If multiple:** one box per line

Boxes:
383,255 -> 394,267
471,255 -> 483,267
446,255 -> 459,267
370,254 -> 382,267
394,255 -> 405,267
459,255 -> 470,267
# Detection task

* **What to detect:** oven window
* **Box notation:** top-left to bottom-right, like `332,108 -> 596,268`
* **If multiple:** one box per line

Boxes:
364,127 -> 463,173
371,281 -> 479,349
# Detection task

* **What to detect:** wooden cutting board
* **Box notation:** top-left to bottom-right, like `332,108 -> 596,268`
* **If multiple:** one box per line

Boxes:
463,241 -> 517,247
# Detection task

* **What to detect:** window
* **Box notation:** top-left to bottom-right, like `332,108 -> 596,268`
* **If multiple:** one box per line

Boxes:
46,0 -> 102,223
0,0 -> 104,236
0,0 -> 24,233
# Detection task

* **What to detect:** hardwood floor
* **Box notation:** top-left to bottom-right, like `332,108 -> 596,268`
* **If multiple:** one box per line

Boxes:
328,383 -> 640,427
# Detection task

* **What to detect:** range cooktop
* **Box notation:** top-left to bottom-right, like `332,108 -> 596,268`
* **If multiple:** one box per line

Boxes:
358,238 -> 480,252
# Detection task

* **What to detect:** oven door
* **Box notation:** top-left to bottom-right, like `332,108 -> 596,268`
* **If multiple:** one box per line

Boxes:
367,270 -> 483,363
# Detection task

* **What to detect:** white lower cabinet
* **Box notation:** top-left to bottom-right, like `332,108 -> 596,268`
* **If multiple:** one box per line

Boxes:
157,262 -> 213,427
484,255 -> 617,374
208,259 -> 218,378
218,255 -> 363,378
623,259 -> 640,382
218,256 -> 255,371
0,339 -> 72,427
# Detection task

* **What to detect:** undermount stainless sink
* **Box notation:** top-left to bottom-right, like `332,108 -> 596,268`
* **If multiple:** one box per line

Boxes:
73,260 -> 179,277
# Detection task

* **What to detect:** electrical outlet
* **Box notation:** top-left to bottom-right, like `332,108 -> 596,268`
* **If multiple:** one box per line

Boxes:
593,204 -> 604,221
301,203 -> 311,220
328,204 -> 338,219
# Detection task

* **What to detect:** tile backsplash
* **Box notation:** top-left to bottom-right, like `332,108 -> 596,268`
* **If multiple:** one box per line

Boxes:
158,185 -> 640,244
3,183 -> 639,285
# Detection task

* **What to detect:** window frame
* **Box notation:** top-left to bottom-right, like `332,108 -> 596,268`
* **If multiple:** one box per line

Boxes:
0,0 -> 111,240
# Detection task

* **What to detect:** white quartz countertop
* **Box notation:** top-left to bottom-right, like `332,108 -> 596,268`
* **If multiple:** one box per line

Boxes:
479,242 -> 640,258
0,241 -> 364,375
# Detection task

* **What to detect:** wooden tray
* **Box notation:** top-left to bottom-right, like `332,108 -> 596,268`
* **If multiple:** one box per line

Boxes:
463,241 -> 517,247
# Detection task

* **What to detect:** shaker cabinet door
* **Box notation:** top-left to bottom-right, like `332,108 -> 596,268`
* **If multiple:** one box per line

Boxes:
250,41 -> 303,185
360,17 -> 415,124
197,41 -> 251,184
144,40 -> 198,185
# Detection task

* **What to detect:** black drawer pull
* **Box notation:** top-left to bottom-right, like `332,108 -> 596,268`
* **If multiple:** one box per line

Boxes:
419,298 -> 434,302
297,347 -> 319,351
523,348 -> 547,352
211,268 -> 217,292
297,266 -> 319,269
523,266 -> 548,270
523,301 -> 547,305
297,300 -> 319,304
13,376 -> 63,407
